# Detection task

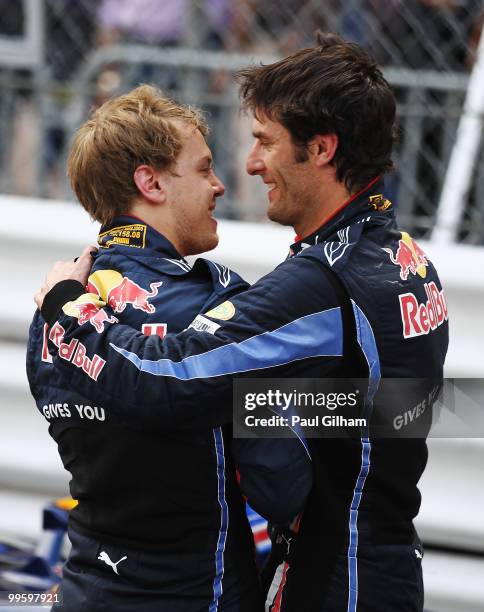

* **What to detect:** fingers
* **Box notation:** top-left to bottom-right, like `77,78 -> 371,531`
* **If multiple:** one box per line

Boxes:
75,245 -> 98,261
74,245 -> 97,286
34,245 -> 98,310
34,290 -> 43,310
34,278 -> 51,310
79,244 -> 98,259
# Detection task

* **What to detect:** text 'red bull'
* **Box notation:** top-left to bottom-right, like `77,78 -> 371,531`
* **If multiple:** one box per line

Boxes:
399,281 -> 448,339
49,322 -> 106,381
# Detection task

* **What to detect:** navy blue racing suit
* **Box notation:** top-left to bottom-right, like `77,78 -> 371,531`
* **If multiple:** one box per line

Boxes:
27,217 -> 311,612
39,180 -> 448,611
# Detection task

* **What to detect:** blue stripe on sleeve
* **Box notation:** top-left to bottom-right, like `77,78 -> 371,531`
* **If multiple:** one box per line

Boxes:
110,307 -> 343,380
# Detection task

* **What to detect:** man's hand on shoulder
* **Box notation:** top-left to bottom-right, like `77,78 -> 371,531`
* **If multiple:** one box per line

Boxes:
34,245 -> 97,310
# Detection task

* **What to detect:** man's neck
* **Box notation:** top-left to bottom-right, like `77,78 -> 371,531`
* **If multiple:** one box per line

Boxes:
294,180 -> 352,240
128,201 -> 185,256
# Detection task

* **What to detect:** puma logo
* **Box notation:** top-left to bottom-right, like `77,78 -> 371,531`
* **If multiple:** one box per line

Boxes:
415,549 -> 423,560
98,551 -> 127,575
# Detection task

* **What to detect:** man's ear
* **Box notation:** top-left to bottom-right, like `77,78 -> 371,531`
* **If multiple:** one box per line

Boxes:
133,165 -> 166,204
308,134 -> 338,168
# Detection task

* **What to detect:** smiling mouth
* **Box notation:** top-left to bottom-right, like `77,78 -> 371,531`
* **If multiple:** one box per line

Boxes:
208,205 -> 217,224
265,183 -> 278,202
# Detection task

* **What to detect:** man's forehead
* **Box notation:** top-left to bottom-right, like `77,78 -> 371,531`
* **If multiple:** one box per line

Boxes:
179,147 -> 212,169
194,138 -> 212,162
251,115 -> 285,139
177,124 -> 211,156
172,118 -> 195,135
174,120 -> 205,144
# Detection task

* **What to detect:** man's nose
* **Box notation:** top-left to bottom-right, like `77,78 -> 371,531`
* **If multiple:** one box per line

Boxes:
213,174 -> 225,197
246,146 -> 265,176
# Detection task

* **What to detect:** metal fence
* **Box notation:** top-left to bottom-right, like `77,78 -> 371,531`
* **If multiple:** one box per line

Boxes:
0,0 -> 483,242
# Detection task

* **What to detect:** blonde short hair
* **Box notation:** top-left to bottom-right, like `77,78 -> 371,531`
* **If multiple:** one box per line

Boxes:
67,85 -> 208,225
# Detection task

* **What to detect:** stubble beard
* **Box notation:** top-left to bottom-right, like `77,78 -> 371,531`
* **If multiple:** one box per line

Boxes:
173,204 -> 219,256
267,192 -> 299,229
183,228 -> 219,256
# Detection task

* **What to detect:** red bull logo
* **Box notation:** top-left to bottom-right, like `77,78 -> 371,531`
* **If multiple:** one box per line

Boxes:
399,281 -> 448,339
49,322 -> 106,381
62,295 -> 115,334
76,302 -> 119,333
383,232 -> 428,281
87,270 -> 162,314
62,270 -> 162,334
106,277 -> 162,314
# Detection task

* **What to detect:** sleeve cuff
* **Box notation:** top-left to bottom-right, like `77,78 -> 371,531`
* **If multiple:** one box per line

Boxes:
41,279 -> 85,325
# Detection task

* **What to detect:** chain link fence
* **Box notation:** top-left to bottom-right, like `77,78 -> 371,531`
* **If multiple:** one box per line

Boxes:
0,0 -> 482,241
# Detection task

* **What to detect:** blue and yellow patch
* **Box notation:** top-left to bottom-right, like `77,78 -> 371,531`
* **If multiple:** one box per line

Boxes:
98,224 -> 147,249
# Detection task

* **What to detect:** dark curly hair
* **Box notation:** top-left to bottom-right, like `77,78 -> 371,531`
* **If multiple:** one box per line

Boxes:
236,32 -> 397,192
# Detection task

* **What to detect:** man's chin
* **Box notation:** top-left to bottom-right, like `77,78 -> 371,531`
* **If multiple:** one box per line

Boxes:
205,233 -> 219,252
267,205 -> 293,228
186,232 -> 219,256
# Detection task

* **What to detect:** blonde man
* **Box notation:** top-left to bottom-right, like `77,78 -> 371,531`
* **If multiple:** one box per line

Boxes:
28,85 -> 311,611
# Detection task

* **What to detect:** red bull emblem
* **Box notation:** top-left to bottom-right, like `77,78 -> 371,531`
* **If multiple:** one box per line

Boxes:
49,322 -> 106,381
107,277 -> 162,314
76,302 -> 119,333
383,232 -> 428,281
62,295 -> 116,335
63,271 -> 163,334
399,281 -> 448,339
87,270 -> 162,315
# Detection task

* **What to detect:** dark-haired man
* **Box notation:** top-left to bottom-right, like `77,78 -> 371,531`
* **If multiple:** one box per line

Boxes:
36,34 -> 448,612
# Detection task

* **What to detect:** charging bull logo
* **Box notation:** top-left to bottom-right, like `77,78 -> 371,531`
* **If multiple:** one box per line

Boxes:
106,277 -> 162,313
76,302 -> 118,333
62,270 -> 162,334
62,294 -> 118,334
383,232 -> 428,281
86,270 -> 162,314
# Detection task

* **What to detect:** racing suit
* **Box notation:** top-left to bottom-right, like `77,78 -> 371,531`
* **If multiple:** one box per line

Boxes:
27,216 -> 311,612
39,179 -> 449,612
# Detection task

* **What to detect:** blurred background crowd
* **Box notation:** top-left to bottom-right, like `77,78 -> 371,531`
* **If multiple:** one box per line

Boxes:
0,0 -> 483,240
